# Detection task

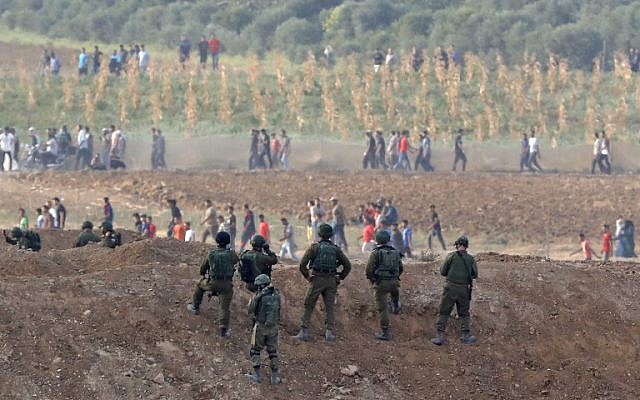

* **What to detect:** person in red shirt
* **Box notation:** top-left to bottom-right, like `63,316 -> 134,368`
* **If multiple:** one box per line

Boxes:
258,214 -> 270,244
569,233 -> 600,261
392,130 -> 415,170
147,216 -> 157,239
208,34 -> 221,70
359,217 -> 376,253
601,224 -> 613,264
172,217 -> 186,241
270,133 -> 281,168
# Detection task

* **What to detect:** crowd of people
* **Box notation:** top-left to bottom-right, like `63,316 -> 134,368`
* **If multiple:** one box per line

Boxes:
248,129 -> 292,170
571,217 -> 636,263
371,45 -> 460,73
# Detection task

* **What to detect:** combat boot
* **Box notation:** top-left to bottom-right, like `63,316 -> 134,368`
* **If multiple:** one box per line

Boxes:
430,331 -> 445,346
186,304 -> 200,315
375,327 -> 392,341
324,329 -> 336,342
219,327 -> 230,339
249,367 -> 261,384
270,369 -> 281,385
461,332 -> 477,345
292,328 -> 309,341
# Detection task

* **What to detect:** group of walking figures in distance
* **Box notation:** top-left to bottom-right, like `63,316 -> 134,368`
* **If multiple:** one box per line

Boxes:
185,224 -> 478,385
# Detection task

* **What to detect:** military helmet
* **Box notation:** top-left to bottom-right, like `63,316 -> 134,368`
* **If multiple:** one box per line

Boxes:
254,274 -> 271,286
375,230 -> 391,244
215,231 -> 231,246
250,234 -> 266,249
81,221 -> 94,230
100,221 -> 113,231
454,236 -> 469,248
318,223 -> 333,239
11,227 -> 22,238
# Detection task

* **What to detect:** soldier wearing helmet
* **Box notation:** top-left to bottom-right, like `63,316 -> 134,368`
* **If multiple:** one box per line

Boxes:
431,235 -> 478,346
74,220 -> 101,247
187,231 -> 240,338
248,274 -> 282,385
293,223 -> 351,342
3,226 -> 41,251
365,230 -> 403,341
239,234 -> 278,292
99,220 -> 122,248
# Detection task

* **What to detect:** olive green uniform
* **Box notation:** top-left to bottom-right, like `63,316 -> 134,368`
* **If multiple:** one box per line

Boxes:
193,248 -> 240,328
298,240 -> 351,331
241,249 -> 278,292
101,230 -> 121,248
365,245 -> 403,329
74,231 -> 101,247
5,230 -> 41,251
248,286 -> 281,371
436,250 -> 478,333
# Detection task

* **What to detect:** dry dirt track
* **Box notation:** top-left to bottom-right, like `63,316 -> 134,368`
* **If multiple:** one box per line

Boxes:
0,170 -> 639,399
0,235 -> 639,399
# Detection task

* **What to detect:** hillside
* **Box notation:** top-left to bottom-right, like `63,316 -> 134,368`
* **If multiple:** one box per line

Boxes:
1,0 -> 640,67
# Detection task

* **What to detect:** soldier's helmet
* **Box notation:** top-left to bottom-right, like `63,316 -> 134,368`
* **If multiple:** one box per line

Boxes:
81,221 -> 94,230
10,227 -> 22,238
254,274 -> 271,286
100,221 -> 113,231
375,230 -> 391,244
215,231 -> 231,246
250,234 -> 266,249
318,223 -> 333,239
454,236 -> 469,248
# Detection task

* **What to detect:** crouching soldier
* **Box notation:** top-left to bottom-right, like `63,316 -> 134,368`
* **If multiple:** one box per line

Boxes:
100,221 -> 122,248
187,231 -> 239,338
3,227 -> 41,251
248,274 -> 282,385
74,221 -> 101,247
431,236 -> 478,346
239,234 -> 278,292
365,230 -> 402,341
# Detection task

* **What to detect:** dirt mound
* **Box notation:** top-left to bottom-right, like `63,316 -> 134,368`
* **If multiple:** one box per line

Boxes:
0,241 -> 639,399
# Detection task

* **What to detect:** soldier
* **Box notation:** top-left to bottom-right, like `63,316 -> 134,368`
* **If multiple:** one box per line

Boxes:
187,231 -> 239,338
293,223 -> 351,342
100,221 -> 122,248
365,230 -> 402,341
3,227 -> 41,251
239,235 -> 278,292
431,236 -> 478,346
248,274 -> 282,385
74,221 -> 101,247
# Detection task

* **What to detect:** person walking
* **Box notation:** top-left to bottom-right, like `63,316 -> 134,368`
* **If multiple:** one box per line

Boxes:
365,230 -> 402,341
362,131 -> 377,169
200,200 -> 218,243
393,131 -> 414,171
427,204 -> 446,251
278,217 -> 299,261
519,132 -> 529,172
431,236 -> 478,346
240,204 -> 257,250
292,224 -> 351,342
330,196 -> 348,252
591,132 -> 605,174
452,129 -> 467,172
527,129 -> 543,172
375,131 -> 387,169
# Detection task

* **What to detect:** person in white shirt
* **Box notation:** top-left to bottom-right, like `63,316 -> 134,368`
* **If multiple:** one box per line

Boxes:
48,201 -> 59,229
600,130 -> 612,174
0,127 -> 15,171
385,48 -> 396,71
591,131 -> 605,174
527,130 -> 543,172
309,198 -> 325,242
278,217 -> 299,261
75,124 -> 90,170
184,222 -> 196,242
36,207 -> 45,228
138,45 -> 149,73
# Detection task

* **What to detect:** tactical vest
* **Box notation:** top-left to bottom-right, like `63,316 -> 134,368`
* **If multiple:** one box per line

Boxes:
209,248 -> 235,279
311,241 -> 339,273
256,288 -> 281,327
446,251 -> 473,285
375,247 -> 401,279
240,251 -> 259,283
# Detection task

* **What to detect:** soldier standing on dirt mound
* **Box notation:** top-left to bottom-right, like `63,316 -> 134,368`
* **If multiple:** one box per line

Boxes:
248,274 -> 282,385
100,221 -> 122,248
187,231 -> 239,338
3,227 -> 41,251
74,221 -> 101,247
293,223 -> 351,342
431,236 -> 478,346
365,230 -> 402,341
239,235 -> 278,292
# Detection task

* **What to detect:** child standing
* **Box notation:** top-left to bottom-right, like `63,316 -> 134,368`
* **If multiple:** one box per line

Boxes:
401,219 -> 413,258
601,224 -> 613,264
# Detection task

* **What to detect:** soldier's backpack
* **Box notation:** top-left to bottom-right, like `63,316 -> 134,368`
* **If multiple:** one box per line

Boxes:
374,247 -> 401,279
256,288 -> 281,327
25,231 -> 41,252
209,248 -> 235,279
311,241 -> 339,273
239,250 -> 259,283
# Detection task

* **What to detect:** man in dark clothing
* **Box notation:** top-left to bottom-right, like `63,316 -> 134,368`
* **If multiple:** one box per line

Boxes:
363,131 -> 377,169
198,35 -> 209,68
375,131 -> 387,169
373,49 -> 384,72
179,35 -> 191,67
427,204 -> 446,251
519,132 -> 529,172
452,129 -> 467,172
260,129 -> 272,169
249,129 -> 260,170
167,199 -> 182,238
240,204 -> 256,251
